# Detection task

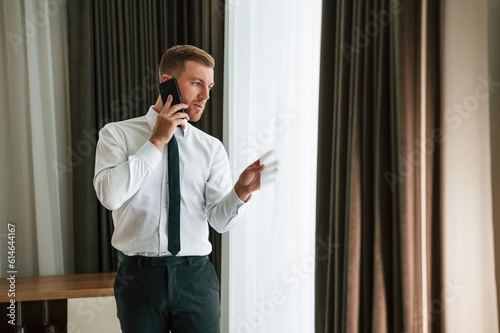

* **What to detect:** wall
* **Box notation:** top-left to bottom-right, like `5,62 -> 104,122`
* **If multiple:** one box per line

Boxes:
442,0 -> 499,331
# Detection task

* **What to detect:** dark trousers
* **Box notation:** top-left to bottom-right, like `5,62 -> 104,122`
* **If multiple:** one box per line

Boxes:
114,253 -> 220,333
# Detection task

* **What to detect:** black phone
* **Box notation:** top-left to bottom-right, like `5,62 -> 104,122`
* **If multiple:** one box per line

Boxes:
158,78 -> 184,111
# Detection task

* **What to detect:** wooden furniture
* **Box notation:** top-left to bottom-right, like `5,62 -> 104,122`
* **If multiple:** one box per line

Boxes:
0,273 -> 116,332
0,273 -> 116,302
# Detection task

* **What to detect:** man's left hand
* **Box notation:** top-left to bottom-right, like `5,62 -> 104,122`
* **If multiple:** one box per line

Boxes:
234,159 -> 265,202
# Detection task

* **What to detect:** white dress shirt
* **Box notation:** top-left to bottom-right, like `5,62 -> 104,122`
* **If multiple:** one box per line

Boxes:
94,107 -> 247,256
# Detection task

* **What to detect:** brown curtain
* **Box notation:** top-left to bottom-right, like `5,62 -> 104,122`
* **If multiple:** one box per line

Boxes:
67,0 -> 225,276
489,0 -> 500,324
315,0 -> 442,332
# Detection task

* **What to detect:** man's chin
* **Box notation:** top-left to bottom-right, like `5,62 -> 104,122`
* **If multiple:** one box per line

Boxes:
188,116 -> 202,123
185,109 -> 203,123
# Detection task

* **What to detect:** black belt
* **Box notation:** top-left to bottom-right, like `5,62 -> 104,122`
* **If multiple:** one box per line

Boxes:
117,251 -> 206,267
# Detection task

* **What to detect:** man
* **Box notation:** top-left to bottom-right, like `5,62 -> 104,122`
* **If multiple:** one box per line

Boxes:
93,45 -> 264,332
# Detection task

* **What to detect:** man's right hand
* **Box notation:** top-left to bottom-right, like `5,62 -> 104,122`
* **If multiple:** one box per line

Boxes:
149,94 -> 189,150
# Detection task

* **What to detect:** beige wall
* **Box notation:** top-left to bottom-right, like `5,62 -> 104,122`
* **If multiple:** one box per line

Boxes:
442,0 -> 499,331
67,297 -> 121,333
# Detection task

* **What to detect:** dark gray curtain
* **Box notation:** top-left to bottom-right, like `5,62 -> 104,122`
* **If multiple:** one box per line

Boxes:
315,0 -> 442,332
67,0 -> 225,276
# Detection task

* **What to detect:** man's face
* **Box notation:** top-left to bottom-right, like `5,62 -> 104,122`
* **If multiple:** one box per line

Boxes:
175,60 -> 214,122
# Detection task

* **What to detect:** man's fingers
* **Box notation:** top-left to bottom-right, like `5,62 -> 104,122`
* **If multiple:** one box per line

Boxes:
250,159 -> 261,166
264,160 -> 278,170
160,94 -> 173,111
259,156 -> 278,187
177,116 -> 190,130
172,110 -> 190,120
262,164 -> 277,177
169,103 -> 189,115
247,163 -> 265,174
163,103 -> 188,116
260,150 -> 274,164
160,95 -> 188,115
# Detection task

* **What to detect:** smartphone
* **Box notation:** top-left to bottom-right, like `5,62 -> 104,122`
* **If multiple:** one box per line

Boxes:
158,78 -> 184,111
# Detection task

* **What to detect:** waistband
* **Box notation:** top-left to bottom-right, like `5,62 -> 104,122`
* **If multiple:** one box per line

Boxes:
117,251 -> 207,267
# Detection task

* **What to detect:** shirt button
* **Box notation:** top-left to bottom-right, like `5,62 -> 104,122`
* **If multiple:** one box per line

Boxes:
163,203 -> 167,208
165,179 -> 168,184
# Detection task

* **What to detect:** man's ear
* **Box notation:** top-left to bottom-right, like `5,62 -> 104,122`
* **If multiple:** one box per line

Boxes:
160,73 -> 172,82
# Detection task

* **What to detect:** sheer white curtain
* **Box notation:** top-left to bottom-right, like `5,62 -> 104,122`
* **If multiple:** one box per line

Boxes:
221,1 -> 322,332
0,0 -> 72,277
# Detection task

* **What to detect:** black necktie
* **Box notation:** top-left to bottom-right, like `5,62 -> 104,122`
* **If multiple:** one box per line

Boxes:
168,135 -> 181,256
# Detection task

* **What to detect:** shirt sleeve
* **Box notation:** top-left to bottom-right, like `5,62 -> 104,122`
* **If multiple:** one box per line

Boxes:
93,125 -> 162,210
205,141 -> 249,233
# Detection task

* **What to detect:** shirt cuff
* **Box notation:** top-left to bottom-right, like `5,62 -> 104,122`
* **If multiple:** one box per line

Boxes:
227,187 -> 250,216
134,141 -> 163,170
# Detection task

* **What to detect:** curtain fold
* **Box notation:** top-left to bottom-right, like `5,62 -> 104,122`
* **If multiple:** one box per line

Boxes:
223,0 -> 322,331
0,0 -> 72,277
424,1 -> 443,332
315,0 -> 442,332
491,0 -> 500,327
67,0 -> 225,274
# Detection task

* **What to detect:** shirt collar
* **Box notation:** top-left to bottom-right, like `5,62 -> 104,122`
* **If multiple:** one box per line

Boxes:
146,106 -> 188,136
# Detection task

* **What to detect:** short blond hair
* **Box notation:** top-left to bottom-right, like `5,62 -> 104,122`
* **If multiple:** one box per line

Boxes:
158,45 -> 215,80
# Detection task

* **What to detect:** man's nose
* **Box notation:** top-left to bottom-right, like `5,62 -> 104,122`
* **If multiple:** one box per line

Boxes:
199,86 -> 210,100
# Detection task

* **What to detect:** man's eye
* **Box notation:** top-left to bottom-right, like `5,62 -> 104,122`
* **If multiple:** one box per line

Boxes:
193,82 -> 200,86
